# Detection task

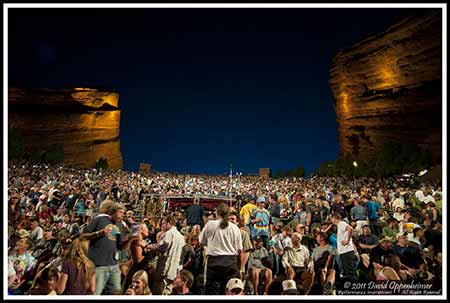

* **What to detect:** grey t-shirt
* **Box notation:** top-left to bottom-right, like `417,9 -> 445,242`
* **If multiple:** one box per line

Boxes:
311,244 -> 335,262
351,205 -> 368,221
248,247 -> 269,269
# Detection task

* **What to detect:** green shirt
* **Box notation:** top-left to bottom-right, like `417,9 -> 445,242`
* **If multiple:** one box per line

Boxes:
382,226 -> 398,239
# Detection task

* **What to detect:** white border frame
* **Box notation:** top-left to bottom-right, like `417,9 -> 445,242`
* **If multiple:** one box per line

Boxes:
3,2 -> 447,301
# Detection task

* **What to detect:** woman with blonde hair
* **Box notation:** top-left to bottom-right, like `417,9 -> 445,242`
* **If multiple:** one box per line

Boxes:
56,238 -> 96,295
123,223 -> 152,291
124,270 -> 152,295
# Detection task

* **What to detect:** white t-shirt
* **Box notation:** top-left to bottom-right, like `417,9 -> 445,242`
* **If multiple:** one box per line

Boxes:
415,190 -> 425,202
423,195 -> 435,204
392,197 -> 405,210
337,221 -> 354,255
393,212 -> 403,222
161,226 -> 185,280
200,219 -> 242,256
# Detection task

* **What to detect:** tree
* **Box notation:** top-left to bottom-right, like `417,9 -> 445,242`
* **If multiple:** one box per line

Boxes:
96,157 -> 109,170
292,166 -> 305,177
43,144 -> 64,163
8,128 -> 25,160
316,161 -> 336,177
374,142 -> 432,177
274,171 -> 283,178
335,153 -> 353,176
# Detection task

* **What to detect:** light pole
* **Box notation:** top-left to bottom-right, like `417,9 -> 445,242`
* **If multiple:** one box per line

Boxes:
353,161 -> 358,190
229,164 -> 233,207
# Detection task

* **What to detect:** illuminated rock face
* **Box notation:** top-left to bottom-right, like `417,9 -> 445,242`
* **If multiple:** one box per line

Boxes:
330,10 -> 442,163
8,88 -> 123,169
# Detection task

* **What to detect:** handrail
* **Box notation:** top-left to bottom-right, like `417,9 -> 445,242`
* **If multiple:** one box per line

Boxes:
141,193 -> 237,201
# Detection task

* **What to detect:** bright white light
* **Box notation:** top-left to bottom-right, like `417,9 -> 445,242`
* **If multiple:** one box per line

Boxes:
353,161 -> 358,167
418,170 -> 428,176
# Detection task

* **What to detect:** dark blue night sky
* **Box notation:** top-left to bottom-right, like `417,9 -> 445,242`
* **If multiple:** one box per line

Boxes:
8,7 -> 425,175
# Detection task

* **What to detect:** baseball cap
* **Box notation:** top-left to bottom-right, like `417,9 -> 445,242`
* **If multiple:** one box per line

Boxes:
246,194 -> 256,202
378,235 -> 392,243
257,197 -> 266,203
254,236 -> 263,242
282,280 -> 299,295
226,278 -> 244,292
275,221 -> 284,227
17,229 -> 30,239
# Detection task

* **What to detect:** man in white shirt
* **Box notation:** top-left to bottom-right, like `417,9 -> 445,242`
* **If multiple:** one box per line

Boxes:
282,232 -> 311,281
422,192 -> 435,205
331,213 -> 356,281
271,225 -> 293,256
391,193 -> 405,210
200,203 -> 242,295
148,215 -> 185,295
415,188 -> 425,202
29,219 -> 43,247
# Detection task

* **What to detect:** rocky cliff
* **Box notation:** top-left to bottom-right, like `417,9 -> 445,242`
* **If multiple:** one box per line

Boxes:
8,87 -> 123,169
329,10 -> 442,163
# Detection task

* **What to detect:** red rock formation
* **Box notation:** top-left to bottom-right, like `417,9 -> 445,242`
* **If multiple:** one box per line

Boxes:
8,88 -> 123,169
329,10 -> 442,163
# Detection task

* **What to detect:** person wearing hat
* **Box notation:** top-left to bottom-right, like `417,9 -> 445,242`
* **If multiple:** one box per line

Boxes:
225,278 -> 245,295
17,229 -> 30,239
369,235 -> 394,268
393,231 -> 408,252
249,197 -> 271,249
8,237 -> 35,295
80,200 -> 135,295
32,226 -> 58,266
272,220 -> 284,234
281,279 -> 300,295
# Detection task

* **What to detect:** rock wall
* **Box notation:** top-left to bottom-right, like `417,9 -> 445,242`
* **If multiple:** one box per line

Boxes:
329,10 -> 442,163
8,88 -> 123,169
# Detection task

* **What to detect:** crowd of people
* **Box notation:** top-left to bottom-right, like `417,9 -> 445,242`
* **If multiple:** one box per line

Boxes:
7,161 -> 443,296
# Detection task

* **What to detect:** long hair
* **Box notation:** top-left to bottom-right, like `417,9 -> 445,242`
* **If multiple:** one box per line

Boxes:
217,203 -> 230,229
137,223 -> 148,242
64,238 -> 95,291
132,270 -> 151,295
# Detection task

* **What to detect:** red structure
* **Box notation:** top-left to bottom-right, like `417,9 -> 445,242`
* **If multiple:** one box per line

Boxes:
167,196 -> 236,210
